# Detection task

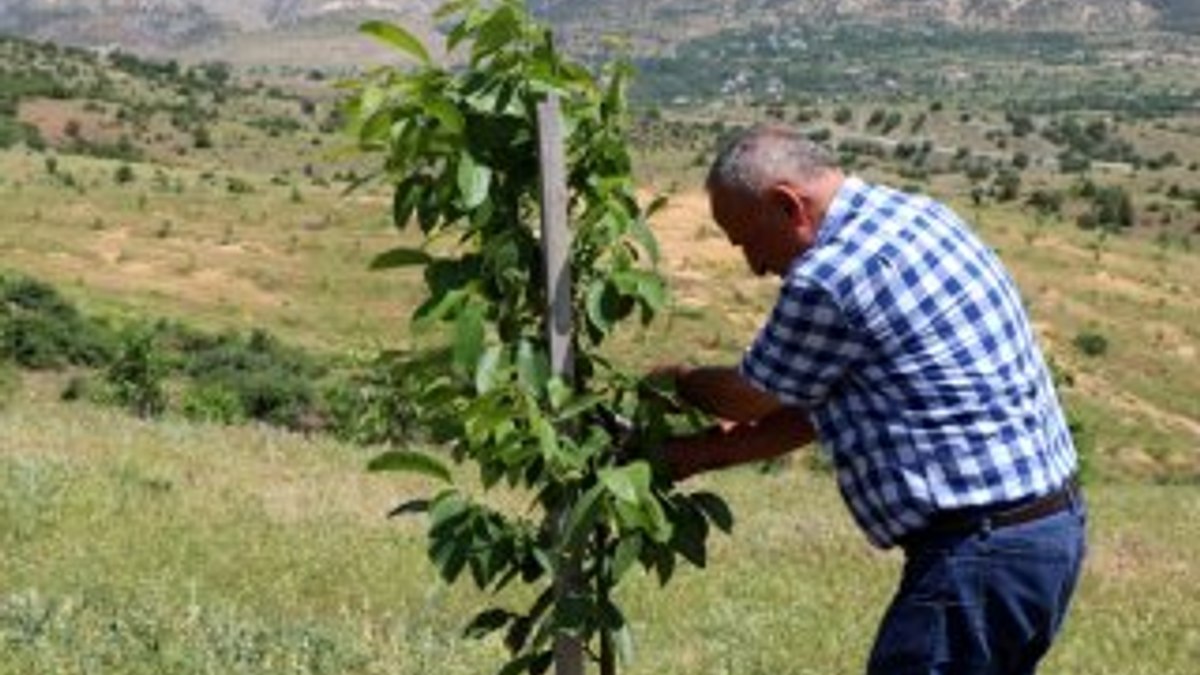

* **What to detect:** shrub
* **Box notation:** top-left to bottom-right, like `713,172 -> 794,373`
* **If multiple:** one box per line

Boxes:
226,176 -> 254,194
992,168 -> 1021,202
180,383 -> 246,425
323,353 -> 422,447
1072,331 -> 1109,357
105,327 -> 168,418
114,164 -> 135,185
179,329 -> 322,428
0,274 -> 115,369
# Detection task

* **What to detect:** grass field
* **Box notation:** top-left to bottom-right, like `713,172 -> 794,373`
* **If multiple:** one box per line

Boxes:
2,379 -> 1198,674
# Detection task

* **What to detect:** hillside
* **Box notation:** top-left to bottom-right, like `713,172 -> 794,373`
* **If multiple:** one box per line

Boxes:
2,0 -> 1199,64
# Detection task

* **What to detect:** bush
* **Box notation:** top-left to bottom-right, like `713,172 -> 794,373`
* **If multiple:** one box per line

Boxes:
0,274 -> 115,369
323,353 -> 421,447
180,383 -> 246,425
105,327 -> 168,418
114,164 -> 135,185
179,329 -> 322,428
1072,331 -> 1109,357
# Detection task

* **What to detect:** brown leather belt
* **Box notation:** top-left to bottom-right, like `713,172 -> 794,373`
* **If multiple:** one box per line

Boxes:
900,478 -> 1081,549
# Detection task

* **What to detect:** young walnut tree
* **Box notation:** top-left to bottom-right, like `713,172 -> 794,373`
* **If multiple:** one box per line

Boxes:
346,2 -> 733,672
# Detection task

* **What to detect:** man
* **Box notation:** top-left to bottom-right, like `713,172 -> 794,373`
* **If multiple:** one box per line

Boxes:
656,125 -> 1086,674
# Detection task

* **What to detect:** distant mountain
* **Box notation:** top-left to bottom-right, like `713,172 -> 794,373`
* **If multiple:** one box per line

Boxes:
538,0 -> 1174,50
1,0 -> 1196,61
0,1 -> 436,51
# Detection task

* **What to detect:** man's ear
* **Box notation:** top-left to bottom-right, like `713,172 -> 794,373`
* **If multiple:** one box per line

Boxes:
765,183 -> 808,227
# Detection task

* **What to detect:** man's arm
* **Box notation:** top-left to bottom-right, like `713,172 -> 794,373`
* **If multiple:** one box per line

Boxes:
660,365 -> 784,424
661,406 -> 815,481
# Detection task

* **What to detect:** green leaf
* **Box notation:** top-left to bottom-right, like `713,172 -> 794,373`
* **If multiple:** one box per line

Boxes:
516,341 -> 550,393
434,0 -> 474,21
692,491 -> 735,533
630,213 -> 661,264
428,491 -> 468,531
452,304 -> 485,374
474,345 -> 503,394
370,247 -> 433,270
391,178 -> 423,229
426,97 -> 465,135
585,279 -> 617,335
431,534 -> 469,583
457,151 -> 492,210
545,377 -> 572,411
387,498 -> 429,518
599,462 -> 651,504
412,287 -> 469,327
463,608 -> 512,639
644,193 -> 669,218
671,502 -> 709,568
533,417 -> 562,464
611,534 -> 642,583
563,484 -> 604,550
471,4 -> 522,63
555,391 -> 605,421
530,650 -> 553,675
360,21 -> 432,66
498,651 -> 553,675
367,450 -> 453,483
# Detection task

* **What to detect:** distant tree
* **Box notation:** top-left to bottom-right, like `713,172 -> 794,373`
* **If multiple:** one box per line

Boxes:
993,168 -> 1021,202
1058,151 -> 1091,174
1006,111 -> 1035,137
1092,185 -> 1135,230
879,110 -> 903,135
200,61 -> 232,88
114,164 -> 135,185
1025,189 -> 1063,217
193,126 -> 213,149
833,106 -> 853,125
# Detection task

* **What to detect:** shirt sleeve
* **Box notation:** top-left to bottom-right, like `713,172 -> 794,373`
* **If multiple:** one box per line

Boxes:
738,278 -> 872,408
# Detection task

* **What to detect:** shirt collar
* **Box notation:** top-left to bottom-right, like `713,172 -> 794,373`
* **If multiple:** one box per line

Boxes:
815,174 -> 868,248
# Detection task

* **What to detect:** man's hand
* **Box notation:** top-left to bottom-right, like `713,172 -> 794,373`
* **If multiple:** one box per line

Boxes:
660,407 -> 816,481
648,364 -> 783,424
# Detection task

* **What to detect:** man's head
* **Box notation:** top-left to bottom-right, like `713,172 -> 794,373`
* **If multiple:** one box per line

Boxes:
706,125 -> 843,277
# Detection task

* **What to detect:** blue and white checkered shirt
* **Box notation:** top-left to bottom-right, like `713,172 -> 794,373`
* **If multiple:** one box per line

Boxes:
739,176 -> 1077,548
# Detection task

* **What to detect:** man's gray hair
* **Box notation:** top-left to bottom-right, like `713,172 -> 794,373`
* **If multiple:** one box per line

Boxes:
706,124 -> 839,196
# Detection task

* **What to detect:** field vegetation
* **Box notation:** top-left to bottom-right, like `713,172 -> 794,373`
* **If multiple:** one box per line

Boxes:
2,15 -> 1199,675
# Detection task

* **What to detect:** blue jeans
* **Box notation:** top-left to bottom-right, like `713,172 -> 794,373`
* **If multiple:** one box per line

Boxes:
867,496 -> 1087,675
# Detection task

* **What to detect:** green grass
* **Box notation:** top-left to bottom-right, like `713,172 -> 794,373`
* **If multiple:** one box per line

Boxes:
2,385 -> 1198,674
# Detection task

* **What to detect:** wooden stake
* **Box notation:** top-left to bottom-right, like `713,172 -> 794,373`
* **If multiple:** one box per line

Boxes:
538,94 -> 584,675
